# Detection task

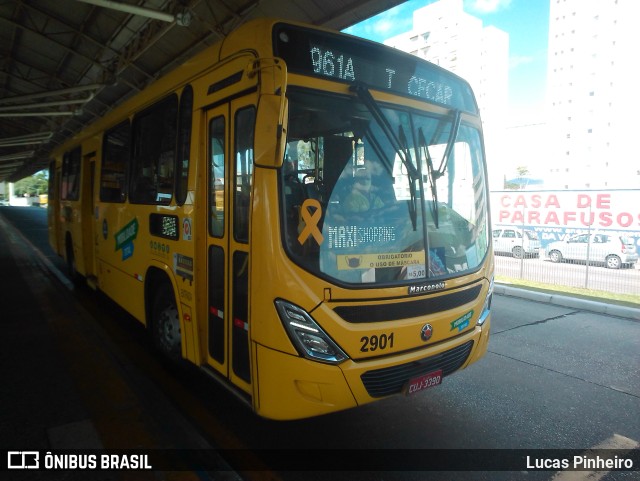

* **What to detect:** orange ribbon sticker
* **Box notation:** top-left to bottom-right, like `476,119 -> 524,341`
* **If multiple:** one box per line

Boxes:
298,199 -> 324,245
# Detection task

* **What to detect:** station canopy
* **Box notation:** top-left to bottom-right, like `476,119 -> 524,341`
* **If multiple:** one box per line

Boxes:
0,0 -> 404,182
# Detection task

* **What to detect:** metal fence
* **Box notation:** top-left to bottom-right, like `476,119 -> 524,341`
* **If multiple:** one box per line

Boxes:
494,252 -> 640,298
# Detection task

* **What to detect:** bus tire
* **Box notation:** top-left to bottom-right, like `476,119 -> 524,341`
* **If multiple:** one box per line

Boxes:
65,235 -> 80,284
151,284 -> 182,359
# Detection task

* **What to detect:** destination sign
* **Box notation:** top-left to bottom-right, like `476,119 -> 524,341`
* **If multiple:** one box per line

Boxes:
272,23 -> 478,113
149,213 -> 179,240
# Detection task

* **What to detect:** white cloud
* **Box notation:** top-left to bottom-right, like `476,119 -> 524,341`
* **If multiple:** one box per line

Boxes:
510,55 -> 534,69
345,8 -> 414,42
465,0 -> 512,14
373,18 -> 396,36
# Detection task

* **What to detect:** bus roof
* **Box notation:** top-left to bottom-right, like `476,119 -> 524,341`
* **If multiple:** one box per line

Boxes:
51,18 -> 478,158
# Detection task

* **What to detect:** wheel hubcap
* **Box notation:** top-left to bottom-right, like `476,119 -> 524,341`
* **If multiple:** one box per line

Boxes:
158,306 -> 180,351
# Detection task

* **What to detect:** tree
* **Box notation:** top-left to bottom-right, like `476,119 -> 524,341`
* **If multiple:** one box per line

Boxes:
13,171 -> 48,197
503,174 -> 519,190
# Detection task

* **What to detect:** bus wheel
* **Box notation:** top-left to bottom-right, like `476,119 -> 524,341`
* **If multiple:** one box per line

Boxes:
65,238 -> 80,284
152,285 -> 181,358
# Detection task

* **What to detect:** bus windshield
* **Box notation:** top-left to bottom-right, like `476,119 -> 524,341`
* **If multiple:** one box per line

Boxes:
281,89 -> 489,286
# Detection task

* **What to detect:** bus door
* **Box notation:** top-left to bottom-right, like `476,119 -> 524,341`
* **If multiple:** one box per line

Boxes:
48,160 -> 61,254
205,97 -> 256,394
82,153 -> 98,283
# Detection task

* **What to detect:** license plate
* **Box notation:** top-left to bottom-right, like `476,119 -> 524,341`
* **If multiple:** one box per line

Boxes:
406,369 -> 443,396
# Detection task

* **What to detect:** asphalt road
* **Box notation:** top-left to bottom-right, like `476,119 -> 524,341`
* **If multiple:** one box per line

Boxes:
2,206 -> 639,481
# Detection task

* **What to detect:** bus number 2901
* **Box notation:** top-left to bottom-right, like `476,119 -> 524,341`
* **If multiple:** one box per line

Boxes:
360,333 -> 395,352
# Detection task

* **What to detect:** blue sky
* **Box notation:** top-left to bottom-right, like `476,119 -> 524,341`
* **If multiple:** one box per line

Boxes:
343,0 -> 550,121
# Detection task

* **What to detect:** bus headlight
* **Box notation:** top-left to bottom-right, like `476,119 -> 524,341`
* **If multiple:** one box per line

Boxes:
275,299 -> 348,364
477,276 -> 494,326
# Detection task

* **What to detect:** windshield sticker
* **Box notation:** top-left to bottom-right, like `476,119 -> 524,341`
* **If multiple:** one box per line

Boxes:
406,264 -> 426,279
115,218 -> 138,261
450,310 -> 473,332
327,225 -> 396,249
337,251 -> 425,270
298,199 -> 324,245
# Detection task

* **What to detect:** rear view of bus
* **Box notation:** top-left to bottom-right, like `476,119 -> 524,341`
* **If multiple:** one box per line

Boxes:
251,23 -> 494,419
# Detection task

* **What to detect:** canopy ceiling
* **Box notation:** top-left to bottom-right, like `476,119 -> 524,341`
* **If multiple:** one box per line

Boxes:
0,0 -> 404,182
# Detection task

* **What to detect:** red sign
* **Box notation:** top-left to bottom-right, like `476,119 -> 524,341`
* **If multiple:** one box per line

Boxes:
492,190 -> 640,231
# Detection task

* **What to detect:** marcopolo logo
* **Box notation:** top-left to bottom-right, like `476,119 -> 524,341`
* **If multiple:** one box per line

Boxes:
8,451 -> 39,469
408,281 -> 445,295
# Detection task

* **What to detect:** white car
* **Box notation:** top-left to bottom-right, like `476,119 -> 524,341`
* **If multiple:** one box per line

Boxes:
492,227 -> 541,258
545,233 -> 638,269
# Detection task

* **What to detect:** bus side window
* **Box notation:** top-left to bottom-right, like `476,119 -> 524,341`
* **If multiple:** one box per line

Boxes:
209,116 -> 225,237
48,160 -> 56,199
175,85 -> 193,206
61,147 -> 81,201
130,94 -> 178,205
234,107 -> 255,243
101,120 -> 130,203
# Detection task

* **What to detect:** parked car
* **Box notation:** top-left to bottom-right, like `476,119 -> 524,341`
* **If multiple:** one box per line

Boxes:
545,233 -> 638,269
492,227 -> 541,258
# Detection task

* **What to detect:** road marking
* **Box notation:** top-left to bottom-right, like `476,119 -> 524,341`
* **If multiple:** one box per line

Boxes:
550,434 -> 639,481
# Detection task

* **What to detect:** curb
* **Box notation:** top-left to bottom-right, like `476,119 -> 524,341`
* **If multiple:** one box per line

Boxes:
494,284 -> 640,321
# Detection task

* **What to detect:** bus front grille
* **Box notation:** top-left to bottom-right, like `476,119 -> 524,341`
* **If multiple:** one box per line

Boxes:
333,285 -> 482,323
360,340 -> 474,398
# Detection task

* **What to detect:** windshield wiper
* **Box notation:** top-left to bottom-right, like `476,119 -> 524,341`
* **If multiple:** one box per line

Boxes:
350,82 -> 419,230
436,109 -> 461,177
398,125 -> 418,231
418,127 -> 439,229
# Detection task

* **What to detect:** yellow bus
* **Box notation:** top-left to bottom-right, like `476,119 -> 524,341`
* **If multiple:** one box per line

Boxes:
48,18 -> 493,420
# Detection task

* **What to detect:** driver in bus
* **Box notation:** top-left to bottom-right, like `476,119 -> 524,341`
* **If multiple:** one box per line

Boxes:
343,167 -> 384,215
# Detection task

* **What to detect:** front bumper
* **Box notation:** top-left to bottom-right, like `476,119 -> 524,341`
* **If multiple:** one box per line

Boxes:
254,317 -> 491,420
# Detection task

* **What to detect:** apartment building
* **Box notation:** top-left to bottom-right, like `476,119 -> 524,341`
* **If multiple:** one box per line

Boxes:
546,0 -> 640,188
384,0 -> 509,189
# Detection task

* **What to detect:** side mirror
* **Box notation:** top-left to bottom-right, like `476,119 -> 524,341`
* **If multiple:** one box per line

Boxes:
255,94 -> 288,168
250,58 -> 288,168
